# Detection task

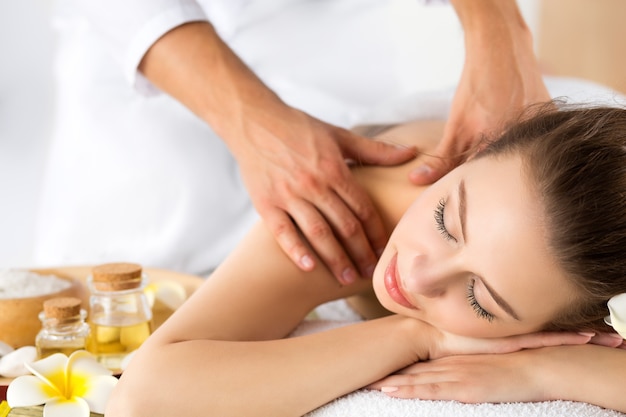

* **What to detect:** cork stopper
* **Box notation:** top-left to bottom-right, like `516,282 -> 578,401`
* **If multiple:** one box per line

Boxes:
91,263 -> 143,291
43,297 -> 82,320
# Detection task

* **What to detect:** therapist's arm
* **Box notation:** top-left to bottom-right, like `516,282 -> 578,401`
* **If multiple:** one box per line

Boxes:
410,0 -> 550,184
138,21 -> 416,285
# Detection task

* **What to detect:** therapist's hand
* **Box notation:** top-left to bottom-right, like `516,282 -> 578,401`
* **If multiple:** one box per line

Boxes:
138,21 -> 416,284
409,0 -> 551,185
233,103 -> 416,285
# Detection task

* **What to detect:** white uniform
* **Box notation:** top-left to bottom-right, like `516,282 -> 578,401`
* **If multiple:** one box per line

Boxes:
35,0 -> 464,275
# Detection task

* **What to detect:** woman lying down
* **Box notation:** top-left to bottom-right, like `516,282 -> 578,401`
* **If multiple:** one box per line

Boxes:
106,105 -> 626,417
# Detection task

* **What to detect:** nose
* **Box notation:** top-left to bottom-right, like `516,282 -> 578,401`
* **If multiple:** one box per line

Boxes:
402,253 -> 455,298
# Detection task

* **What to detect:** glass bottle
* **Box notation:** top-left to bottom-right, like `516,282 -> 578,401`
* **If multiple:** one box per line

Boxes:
36,296 -> 90,359
85,262 -> 153,374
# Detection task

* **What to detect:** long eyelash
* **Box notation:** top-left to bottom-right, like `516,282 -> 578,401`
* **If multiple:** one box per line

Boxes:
467,279 -> 495,322
434,199 -> 457,242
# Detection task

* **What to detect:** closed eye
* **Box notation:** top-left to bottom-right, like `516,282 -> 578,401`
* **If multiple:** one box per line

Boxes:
434,198 -> 458,243
467,278 -> 495,322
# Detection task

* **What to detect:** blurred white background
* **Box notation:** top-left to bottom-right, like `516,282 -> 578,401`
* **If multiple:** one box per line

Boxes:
0,0 -> 580,269
0,0 -> 55,268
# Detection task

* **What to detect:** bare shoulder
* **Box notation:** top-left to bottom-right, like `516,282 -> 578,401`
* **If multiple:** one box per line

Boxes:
152,221 -> 374,345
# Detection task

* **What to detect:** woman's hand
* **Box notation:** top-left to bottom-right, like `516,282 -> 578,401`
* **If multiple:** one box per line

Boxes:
432,329 -> 595,359
369,349 -> 543,402
371,332 -> 625,404
394,319 -> 597,399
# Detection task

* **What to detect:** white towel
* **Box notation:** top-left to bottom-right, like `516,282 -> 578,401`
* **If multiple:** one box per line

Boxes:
293,301 -> 625,417
308,391 -> 622,417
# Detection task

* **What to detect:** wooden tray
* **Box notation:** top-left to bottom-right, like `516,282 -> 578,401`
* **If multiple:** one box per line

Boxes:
0,266 -> 204,386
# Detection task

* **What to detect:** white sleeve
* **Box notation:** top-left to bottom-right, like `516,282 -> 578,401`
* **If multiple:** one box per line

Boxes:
78,0 -> 208,95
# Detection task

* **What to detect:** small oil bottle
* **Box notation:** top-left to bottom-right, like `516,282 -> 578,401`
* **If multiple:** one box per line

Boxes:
86,263 -> 153,374
36,297 -> 90,359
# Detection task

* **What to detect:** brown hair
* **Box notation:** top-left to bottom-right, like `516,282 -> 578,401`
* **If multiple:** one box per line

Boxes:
480,104 -> 626,332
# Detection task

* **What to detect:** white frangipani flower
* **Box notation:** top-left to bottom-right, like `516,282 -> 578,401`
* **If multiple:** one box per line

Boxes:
6,350 -> 118,417
606,293 -> 626,339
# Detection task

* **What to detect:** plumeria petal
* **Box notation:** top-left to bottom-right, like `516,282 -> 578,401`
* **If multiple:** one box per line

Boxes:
78,375 -> 119,414
67,351 -> 112,378
144,280 -> 187,310
43,396 -> 90,417
25,354 -> 68,395
65,351 -> 116,406
8,351 -> 118,416
6,375 -> 61,408
607,293 -> 626,338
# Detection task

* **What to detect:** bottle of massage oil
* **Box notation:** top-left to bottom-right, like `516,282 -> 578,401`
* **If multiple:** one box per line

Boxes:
86,262 -> 153,374
36,296 -> 90,359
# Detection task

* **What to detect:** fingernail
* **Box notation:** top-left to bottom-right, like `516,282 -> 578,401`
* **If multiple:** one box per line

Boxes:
300,255 -> 314,270
393,143 -> 410,150
412,164 -> 433,177
342,268 -> 357,285
380,386 -> 398,393
577,331 -> 596,337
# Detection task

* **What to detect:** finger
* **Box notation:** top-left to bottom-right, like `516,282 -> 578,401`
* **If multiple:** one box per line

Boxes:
262,207 -> 317,272
408,133 -> 466,185
311,188 -> 378,278
330,168 -> 389,263
368,372 -> 439,390
374,379 -> 469,401
368,371 -> 435,390
408,124 -> 476,186
496,331 -> 593,353
589,332 -> 625,348
380,381 -> 490,402
370,369 -> 505,403
368,371 -> 444,389
337,131 -> 417,166
287,199 -> 360,286
408,157 -> 457,185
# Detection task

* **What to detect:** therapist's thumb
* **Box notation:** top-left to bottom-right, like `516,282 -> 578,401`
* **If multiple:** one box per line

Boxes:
338,132 -> 417,166
409,135 -> 464,186
408,158 -> 454,186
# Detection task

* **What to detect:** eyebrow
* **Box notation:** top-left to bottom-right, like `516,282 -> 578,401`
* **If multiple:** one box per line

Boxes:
458,180 -> 521,321
482,278 -> 521,321
458,180 -> 467,242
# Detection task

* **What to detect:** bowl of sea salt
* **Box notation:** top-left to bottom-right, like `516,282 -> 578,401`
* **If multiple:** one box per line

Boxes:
0,269 -> 86,349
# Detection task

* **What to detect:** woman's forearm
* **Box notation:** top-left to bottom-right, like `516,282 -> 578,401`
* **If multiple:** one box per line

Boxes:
106,316 -> 425,417
541,345 -> 626,412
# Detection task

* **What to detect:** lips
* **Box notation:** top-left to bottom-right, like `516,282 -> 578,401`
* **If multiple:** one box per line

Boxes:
384,253 -> 416,309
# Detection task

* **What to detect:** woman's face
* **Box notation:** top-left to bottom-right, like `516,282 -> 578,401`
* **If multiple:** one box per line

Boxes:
373,153 -> 579,338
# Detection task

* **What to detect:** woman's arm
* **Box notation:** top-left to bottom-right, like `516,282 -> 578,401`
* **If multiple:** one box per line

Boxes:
150,221 -> 376,343
107,315 -> 427,417
104,122 -> 430,416
370,344 -> 626,413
